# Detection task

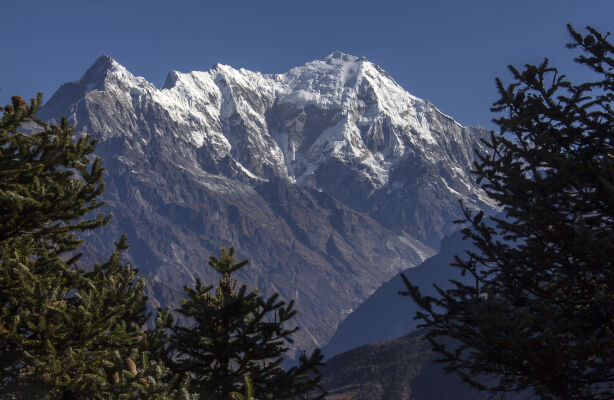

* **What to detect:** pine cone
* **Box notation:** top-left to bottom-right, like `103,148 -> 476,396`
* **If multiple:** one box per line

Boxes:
4,105 -> 14,114
124,357 -> 137,377
11,96 -> 27,110
138,377 -> 150,388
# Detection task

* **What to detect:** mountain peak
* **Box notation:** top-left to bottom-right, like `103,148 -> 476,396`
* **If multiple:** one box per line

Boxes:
324,51 -> 365,63
162,70 -> 180,89
80,54 -> 120,87
93,53 -> 115,66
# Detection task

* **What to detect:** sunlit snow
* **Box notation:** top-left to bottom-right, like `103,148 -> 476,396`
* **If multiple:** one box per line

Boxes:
68,52 -> 497,210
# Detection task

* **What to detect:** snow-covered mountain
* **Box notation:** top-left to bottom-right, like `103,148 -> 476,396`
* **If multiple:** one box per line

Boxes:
39,52 -> 496,354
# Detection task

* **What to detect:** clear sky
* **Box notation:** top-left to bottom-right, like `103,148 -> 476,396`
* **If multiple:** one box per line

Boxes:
1,0 -> 612,129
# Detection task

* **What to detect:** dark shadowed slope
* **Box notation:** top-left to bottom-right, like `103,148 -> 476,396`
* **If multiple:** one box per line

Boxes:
321,329 -> 489,400
323,230 -> 473,357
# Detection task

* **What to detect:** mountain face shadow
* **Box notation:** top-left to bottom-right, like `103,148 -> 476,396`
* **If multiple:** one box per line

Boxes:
322,329 -> 528,400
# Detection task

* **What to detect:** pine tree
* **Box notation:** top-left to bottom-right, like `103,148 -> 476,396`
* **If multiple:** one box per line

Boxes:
401,25 -> 614,399
0,95 -> 191,399
171,247 -> 326,400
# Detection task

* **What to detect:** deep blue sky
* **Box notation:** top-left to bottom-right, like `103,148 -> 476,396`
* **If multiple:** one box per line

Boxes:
1,0 -> 612,129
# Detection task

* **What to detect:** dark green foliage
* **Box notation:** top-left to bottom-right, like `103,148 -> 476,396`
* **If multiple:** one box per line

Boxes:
171,247 -> 325,400
0,97 -> 192,399
1,94 -> 329,400
0,94 -> 108,252
402,26 -> 614,399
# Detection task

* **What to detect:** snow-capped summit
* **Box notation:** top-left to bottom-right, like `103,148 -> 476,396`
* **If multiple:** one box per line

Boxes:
39,53 -> 497,353
281,51 -> 417,110
42,52 -> 495,245
81,54 -> 117,88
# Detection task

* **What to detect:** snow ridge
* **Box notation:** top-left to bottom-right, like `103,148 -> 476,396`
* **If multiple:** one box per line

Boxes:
44,51 -> 497,247
76,52 -> 475,191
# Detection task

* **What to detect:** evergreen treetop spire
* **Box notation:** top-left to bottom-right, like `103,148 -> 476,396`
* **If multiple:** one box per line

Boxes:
208,246 -> 248,294
172,247 -> 325,400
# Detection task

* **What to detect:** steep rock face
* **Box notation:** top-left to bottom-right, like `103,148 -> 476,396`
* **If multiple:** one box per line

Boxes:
39,53 -> 494,352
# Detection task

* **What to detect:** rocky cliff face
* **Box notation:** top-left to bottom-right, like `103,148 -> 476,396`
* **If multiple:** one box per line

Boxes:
39,52 -> 495,353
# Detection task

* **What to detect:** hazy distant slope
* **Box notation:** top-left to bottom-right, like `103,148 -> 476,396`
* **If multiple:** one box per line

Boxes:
324,230 -> 473,357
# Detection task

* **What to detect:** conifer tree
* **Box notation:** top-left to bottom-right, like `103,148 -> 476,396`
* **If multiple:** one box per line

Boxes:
171,247 -> 326,400
402,26 -> 614,399
0,95 -> 191,399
